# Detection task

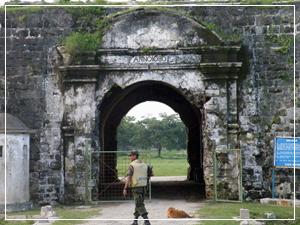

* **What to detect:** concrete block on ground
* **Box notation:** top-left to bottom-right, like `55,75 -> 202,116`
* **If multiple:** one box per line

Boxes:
36,205 -> 59,224
264,212 -> 276,219
260,198 -> 277,205
33,222 -> 52,225
40,205 -> 57,218
240,221 -> 265,225
253,222 -> 265,225
240,208 -> 250,219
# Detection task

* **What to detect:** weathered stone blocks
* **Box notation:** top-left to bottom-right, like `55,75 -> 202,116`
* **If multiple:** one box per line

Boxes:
0,5 -> 297,204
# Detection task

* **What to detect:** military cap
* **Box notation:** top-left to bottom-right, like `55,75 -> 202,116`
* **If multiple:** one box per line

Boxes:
128,150 -> 139,157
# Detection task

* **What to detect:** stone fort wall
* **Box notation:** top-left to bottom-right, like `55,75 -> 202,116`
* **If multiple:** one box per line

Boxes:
0,5 -> 298,204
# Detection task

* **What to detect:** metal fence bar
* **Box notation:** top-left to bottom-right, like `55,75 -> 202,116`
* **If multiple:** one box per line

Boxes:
214,149 -> 218,201
239,149 -> 243,202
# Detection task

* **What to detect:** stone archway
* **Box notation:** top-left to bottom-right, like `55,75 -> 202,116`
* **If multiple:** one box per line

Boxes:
58,8 -> 243,202
98,81 -> 205,186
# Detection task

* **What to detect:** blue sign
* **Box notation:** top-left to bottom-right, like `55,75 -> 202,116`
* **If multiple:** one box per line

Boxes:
274,137 -> 300,167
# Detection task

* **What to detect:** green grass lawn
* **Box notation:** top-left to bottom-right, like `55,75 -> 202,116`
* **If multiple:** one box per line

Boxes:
2,206 -> 100,225
117,149 -> 189,176
51,207 -> 100,225
0,220 -> 33,225
197,201 -> 300,225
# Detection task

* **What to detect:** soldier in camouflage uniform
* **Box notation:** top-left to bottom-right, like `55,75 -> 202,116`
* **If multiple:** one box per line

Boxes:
123,150 -> 153,225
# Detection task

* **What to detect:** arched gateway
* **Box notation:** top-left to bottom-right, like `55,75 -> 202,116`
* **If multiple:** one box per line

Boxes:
59,9 -> 243,202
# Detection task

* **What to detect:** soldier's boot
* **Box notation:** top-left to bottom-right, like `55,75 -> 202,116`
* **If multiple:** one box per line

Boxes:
131,215 -> 139,225
142,213 -> 151,225
131,220 -> 138,225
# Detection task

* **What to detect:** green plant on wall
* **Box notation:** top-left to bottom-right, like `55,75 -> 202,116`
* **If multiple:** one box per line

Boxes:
202,22 -> 217,31
3,3 -> 116,61
58,0 -> 71,4
271,115 -> 281,124
266,34 -> 293,54
240,0 -> 294,4
141,47 -> 157,54
60,7 -> 153,60
16,14 -> 27,23
59,6 -> 110,62
201,21 -> 241,43
279,72 -> 293,82
2,5 -> 43,13
62,32 -> 101,56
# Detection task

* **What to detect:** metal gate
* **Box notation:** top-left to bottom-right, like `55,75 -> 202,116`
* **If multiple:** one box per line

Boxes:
214,148 -> 242,202
98,151 -> 152,201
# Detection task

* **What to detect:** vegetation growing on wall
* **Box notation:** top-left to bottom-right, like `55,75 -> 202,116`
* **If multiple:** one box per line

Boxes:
60,7 -> 143,61
141,47 -> 158,54
62,32 -> 100,56
279,72 -> 293,82
1,5 -> 181,62
1,5 -> 43,14
266,34 -> 293,54
240,0 -> 294,4
2,2 -> 118,62
60,6 -> 108,60
60,6 -> 183,61
201,21 -> 242,43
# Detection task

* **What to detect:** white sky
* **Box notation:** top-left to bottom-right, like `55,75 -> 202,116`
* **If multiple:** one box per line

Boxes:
126,101 -> 177,121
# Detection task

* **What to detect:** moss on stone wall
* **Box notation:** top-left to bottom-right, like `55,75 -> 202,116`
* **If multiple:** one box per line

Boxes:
60,7 -> 184,59
201,21 -> 241,43
141,47 -> 157,53
240,0 -> 293,4
1,6 -> 43,13
62,32 -> 100,56
60,7 -> 109,61
0,0 -> 125,13
279,72 -> 293,82
266,34 -> 293,54
2,6 -> 246,57
271,116 -> 281,124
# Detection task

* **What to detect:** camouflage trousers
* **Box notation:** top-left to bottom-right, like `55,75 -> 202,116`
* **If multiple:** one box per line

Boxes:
132,187 -> 148,217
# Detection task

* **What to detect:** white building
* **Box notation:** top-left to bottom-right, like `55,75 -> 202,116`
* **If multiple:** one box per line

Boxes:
0,113 -> 34,212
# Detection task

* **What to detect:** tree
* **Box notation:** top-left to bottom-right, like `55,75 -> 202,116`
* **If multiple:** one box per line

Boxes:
159,113 -> 187,150
138,117 -> 164,157
117,114 -> 187,153
117,116 -> 138,151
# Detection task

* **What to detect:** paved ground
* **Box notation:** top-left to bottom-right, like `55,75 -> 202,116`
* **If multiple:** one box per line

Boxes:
81,177 -> 205,224
80,199 -> 204,225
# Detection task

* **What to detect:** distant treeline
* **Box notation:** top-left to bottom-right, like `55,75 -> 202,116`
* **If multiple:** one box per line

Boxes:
117,114 -> 187,152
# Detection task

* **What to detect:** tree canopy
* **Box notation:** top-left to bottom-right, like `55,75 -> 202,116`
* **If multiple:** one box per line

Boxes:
117,113 -> 187,152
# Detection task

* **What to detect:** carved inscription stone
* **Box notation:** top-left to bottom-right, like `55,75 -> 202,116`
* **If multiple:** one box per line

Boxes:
99,53 -> 202,65
129,55 -> 169,64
